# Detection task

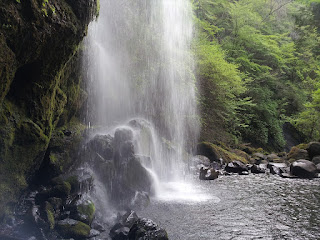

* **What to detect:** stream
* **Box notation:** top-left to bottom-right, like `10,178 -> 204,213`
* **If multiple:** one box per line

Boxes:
138,174 -> 320,240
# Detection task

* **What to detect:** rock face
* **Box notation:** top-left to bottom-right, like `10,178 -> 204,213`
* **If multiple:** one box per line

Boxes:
85,128 -> 154,207
0,0 -> 98,219
290,160 -> 318,178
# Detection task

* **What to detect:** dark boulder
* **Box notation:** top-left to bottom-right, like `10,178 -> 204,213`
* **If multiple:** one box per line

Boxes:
312,155 -> 320,165
316,163 -> 320,173
267,164 -> 281,175
110,211 -> 139,240
225,161 -> 248,173
250,165 -> 265,174
290,159 -> 317,178
114,128 -> 135,160
128,218 -> 168,240
110,211 -> 168,240
199,167 -> 219,180
87,134 -> 114,160
196,142 -> 220,162
307,142 -> 320,159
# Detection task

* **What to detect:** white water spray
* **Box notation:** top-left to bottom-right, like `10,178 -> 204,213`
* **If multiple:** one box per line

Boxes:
84,0 -> 199,205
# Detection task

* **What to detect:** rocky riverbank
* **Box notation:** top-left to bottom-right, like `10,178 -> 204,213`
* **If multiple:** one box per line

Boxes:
195,142 -> 320,180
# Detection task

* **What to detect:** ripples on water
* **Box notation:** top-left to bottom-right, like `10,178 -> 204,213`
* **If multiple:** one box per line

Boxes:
138,175 -> 320,240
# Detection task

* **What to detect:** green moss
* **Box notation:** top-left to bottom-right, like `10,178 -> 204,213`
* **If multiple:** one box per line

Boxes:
44,201 -> 55,229
49,153 -> 58,164
77,201 -> 95,224
53,181 -> 71,198
57,220 -> 91,239
296,143 -> 308,150
199,142 -> 248,163
96,0 -> 100,17
66,176 -> 79,194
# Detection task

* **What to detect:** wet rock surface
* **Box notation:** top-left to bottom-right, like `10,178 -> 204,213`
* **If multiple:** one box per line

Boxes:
290,159 -> 318,178
110,211 -> 168,240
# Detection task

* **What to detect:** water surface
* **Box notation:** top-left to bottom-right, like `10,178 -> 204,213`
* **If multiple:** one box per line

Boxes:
139,175 -> 320,240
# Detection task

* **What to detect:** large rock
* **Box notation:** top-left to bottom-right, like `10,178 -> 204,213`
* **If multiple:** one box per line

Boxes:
287,147 -> 309,162
87,134 -> 114,160
225,161 -> 248,173
307,142 -> 320,159
199,167 -> 219,180
128,218 -> 169,240
290,160 -> 317,178
56,218 -> 91,239
196,142 -> 220,162
110,211 -> 168,240
250,165 -> 265,174
70,200 -> 95,225
114,128 -> 135,160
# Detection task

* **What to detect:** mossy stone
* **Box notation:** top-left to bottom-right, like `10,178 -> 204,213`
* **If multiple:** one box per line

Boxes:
56,218 -> 91,239
66,175 -> 80,194
42,201 -> 55,230
76,201 -> 95,224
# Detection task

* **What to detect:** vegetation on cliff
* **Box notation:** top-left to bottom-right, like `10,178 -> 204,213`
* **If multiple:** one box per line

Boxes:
0,0 -> 97,220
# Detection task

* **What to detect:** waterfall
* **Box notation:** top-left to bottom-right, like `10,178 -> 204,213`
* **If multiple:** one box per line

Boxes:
83,0 -> 198,205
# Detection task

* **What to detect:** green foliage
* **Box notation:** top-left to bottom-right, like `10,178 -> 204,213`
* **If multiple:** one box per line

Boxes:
194,0 -> 320,149
293,89 -> 320,141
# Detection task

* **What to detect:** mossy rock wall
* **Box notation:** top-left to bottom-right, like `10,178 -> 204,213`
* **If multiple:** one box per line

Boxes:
0,0 -> 98,220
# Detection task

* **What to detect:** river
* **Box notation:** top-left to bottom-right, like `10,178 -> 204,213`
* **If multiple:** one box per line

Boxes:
138,174 -> 320,240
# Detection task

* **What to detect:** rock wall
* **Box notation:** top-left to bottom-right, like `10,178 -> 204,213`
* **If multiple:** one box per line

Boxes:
0,0 -> 98,220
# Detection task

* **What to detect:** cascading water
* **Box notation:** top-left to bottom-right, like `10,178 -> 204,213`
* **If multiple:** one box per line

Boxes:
83,0 -> 199,213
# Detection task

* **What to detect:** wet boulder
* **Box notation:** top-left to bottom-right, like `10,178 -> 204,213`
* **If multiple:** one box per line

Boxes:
111,157 -> 154,204
70,200 -> 95,225
307,142 -> 320,159
290,160 -> 317,178
316,163 -> 320,173
250,165 -> 265,174
114,128 -> 135,160
130,191 -> 150,211
192,155 -> 212,168
87,134 -> 114,160
128,218 -> 168,240
56,218 -> 91,239
110,211 -> 139,239
225,161 -> 248,173
199,167 -> 219,180
267,164 -> 281,175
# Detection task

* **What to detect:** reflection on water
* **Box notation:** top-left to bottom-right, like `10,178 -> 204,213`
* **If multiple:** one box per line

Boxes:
139,175 -> 320,240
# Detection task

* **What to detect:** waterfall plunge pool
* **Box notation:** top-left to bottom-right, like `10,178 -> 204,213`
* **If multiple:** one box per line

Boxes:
137,174 -> 320,240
